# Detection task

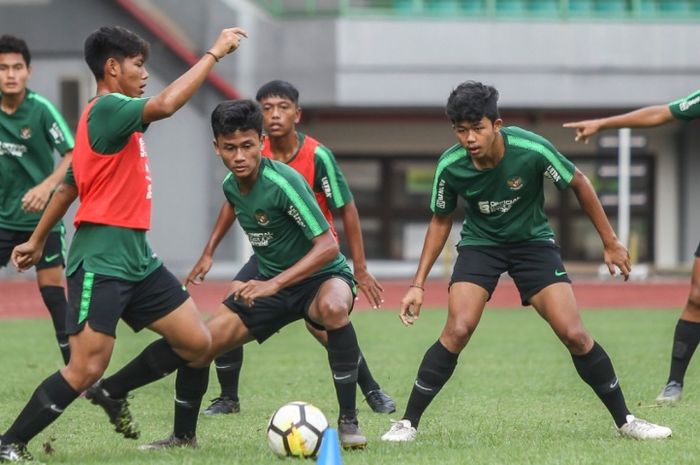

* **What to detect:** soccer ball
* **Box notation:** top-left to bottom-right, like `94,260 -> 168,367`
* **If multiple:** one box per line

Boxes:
266,401 -> 328,458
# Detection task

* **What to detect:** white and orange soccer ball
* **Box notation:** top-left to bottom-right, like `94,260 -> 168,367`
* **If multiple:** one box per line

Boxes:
266,401 -> 328,457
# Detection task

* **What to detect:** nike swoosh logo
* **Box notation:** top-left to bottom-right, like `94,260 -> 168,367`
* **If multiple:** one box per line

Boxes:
44,253 -> 61,262
333,374 -> 351,381
49,403 -> 64,413
609,379 -> 619,389
414,380 -> 433,392
174,397 -> 191,407
554,270 -> 567,277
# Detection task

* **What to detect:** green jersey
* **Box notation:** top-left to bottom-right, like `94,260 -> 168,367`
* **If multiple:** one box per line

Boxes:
669,89 -> 700,121
0,89 -> 74,231
431,126 -> 576,246
223,157 -> 350,279
65,94 -> 161,281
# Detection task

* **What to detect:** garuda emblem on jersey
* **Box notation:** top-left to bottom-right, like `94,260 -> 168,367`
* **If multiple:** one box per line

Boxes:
506,176 -> 523,191
255,210 -> 270,226
19,127 -> 32,140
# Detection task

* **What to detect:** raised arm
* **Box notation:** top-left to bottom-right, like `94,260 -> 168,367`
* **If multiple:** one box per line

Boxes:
185,200 -> 237,286
400,213 -> 453,326
568,168 -> 630,280
12,182 -> 78,271
143,27 -> 247,123
563,105 -> 673,143
338,201 -> 383,308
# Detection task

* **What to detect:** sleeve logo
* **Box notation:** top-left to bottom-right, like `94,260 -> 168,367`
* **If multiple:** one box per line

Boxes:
48,122 -> 65,144
544,165 -> 561,183
679,95 -> 700,112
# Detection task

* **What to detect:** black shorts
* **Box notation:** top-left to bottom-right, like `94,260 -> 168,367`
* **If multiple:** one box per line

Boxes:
66,264 -> 189,337
0,227 -> 65,270
222,271 -> 355,343
233,255 -> 259,282
451,241 -> 572,306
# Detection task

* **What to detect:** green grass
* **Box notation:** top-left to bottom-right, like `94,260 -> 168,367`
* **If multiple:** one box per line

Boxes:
1,308 -> 698,464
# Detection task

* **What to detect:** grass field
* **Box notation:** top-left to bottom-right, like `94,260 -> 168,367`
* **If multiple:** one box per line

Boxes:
1,308 -> 698,465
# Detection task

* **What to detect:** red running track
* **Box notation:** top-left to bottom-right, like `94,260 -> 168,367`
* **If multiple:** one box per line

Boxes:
0,278 -> 689,319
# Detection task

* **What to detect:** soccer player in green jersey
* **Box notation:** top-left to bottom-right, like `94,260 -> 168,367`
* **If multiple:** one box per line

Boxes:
564,89 -> 700,404
187,80 -> 393,418
380,81 -> 672,442
0,35 -> 74,364
0,26 -> 246,462
138,99 -> 367,450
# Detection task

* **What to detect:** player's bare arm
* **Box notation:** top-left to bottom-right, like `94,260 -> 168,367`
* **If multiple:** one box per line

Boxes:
21,150 -> 73,213
12,182 -> 78,271
186,200 -> 237,286
143,27 -> 248,124
235,230 -> 339,306
400,213 -> 453,326
338,200 -> 384,308
568,169 -> 631,280
563,105 -> 673,143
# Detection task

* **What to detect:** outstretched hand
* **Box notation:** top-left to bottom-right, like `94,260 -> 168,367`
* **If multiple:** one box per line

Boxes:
354,268 -> 384,309
399,286 -> 424,326
208,27 -> 248,61
603,239 -> 631,282
562,120 -> 603,144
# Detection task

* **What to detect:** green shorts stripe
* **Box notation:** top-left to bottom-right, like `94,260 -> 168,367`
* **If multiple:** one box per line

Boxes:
79,272 -> 95,324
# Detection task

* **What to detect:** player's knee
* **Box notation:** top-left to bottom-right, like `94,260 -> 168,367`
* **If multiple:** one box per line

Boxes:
318,300 -> 350,330
561,327 -> 590,353
66,359 -> 107,390
444,321 -> 474,349
177,328 -> 212,364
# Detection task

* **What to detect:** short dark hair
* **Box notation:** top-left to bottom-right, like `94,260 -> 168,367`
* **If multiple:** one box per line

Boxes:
84,26 -> 149,80
446,81 -> 500,124
255,80 -> 299,104
211,100 -> 263,138
0,35 -> 31,66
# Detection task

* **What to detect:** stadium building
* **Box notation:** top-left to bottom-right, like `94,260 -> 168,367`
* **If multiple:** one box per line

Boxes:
2,0 -> 698,275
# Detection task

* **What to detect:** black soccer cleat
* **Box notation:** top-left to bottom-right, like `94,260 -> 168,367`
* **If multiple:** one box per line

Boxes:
201,396 -> 240,415
138,433 -> 198,450
337,414 -> 368,450
364,389 -> 396,414
0,440 -> 34,463
85,380 -> 140,439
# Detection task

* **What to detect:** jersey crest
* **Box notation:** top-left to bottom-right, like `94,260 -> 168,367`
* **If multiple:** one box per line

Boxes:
255,210 -> 270,226
507,176 -> 524,191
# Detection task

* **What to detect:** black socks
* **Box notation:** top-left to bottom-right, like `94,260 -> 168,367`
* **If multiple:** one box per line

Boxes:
327,324 -> 360,418
173,366 -> 209,439
214,346 -> 243,401
39,286 -> 70,364
572,341 -> 630,427
403,340 -> 458,428
102,339 -> 188,399
667,319 -> 700,385
2,371 -> 80,444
